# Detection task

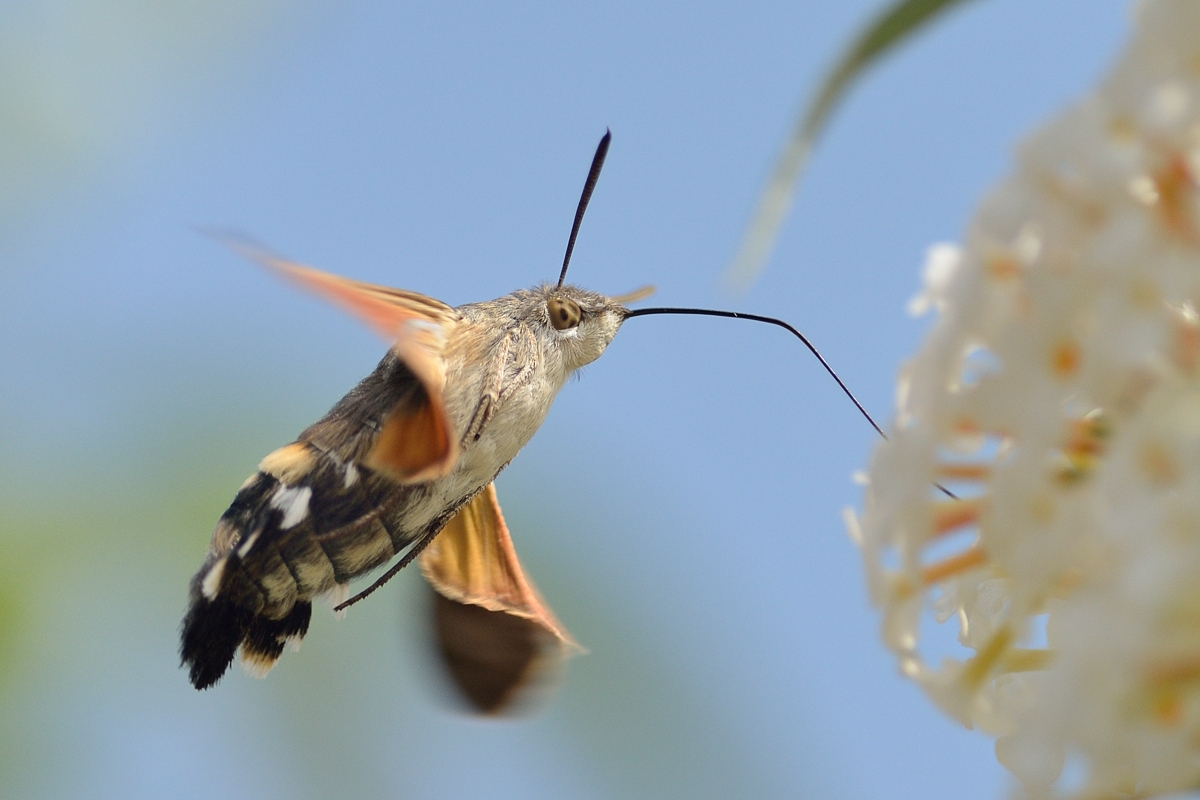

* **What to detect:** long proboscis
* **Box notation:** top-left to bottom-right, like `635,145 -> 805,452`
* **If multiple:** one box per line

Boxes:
335,303 -> 957,616
624,306 -> 956,499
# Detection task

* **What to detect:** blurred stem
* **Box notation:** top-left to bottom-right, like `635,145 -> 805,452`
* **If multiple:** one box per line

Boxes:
725,0 -> 980,291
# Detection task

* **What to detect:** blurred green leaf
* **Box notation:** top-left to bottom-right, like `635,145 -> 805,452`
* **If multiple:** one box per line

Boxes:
0,585 -> 18,683
725,0 -> 980,291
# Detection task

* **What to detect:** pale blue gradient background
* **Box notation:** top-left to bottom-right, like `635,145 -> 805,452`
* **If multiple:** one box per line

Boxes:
0,2 -> 1131,798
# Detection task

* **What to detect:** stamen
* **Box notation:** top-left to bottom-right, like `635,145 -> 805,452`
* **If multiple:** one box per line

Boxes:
1153,691 -> 1183,727
987,253 -> 1022,281
1152,154 -> 1198,242
1146,657 -> 1200,686
960,627 -> 1014,690
1051,567 -> 1085,598
1051,341 -> 1081,377
922,543 -> 988,585
1138,441 -> 1179,486
1000,648 -> 1055,674
1065,414 -> 1111,453
954,418 -> 982,435
1057,412 -> 1112,484
1173,305 -> 1200,372
936,463 -> 991,482
1056,452 -> 1097,485
932,499 -> 982,537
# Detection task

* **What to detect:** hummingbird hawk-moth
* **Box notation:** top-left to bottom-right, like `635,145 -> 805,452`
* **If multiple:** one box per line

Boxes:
181,132 -> 656,712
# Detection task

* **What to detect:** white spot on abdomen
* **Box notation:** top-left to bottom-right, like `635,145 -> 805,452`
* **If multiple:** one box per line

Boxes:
271,485 -> 312,529
201,558 -> 227,599
237,531 -> 261,558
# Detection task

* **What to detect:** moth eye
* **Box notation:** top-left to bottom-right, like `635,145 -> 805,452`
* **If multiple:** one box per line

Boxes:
547,297 -> 582,331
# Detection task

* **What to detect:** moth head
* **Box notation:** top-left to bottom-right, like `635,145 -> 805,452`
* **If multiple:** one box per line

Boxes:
538,283 -> 654,372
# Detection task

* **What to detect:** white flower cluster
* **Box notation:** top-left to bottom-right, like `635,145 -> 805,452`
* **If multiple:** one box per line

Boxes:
849,1 -> 1200,796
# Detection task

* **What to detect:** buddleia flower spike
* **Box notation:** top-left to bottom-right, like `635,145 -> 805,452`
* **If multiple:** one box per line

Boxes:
850,2 -> 1200,796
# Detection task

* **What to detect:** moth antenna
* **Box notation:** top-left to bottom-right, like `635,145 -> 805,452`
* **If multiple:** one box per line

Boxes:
624,307 -> 956,499
557,129 -> 612,289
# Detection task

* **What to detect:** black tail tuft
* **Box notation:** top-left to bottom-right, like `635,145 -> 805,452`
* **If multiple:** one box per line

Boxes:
181,596 -> 313,690
180,595 -> 254,690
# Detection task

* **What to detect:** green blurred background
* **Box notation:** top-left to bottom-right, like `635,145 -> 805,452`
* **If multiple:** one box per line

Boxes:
0,1 -> 1130,798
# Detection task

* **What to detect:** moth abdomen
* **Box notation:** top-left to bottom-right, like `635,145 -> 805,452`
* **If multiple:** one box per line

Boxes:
181,439 -> 417,689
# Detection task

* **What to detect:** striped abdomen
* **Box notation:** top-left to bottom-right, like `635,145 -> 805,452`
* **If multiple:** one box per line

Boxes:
180,439 -> 425,688
180,351 -> 463,689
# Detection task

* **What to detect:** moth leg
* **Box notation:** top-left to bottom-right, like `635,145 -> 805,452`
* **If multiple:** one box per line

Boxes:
463,326 -> 528,443
490,323 -> 541,406
464,397 -> 493,445
463,332 -> 509,443
464,324 -> 541,444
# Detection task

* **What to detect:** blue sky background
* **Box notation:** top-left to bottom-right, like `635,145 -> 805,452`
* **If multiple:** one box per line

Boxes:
0,1 -> 1136,798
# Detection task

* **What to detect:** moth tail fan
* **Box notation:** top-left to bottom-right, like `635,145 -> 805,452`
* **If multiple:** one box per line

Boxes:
181,596 -> 313,688
180,593 -> 254,690
181,566 -> 314,690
